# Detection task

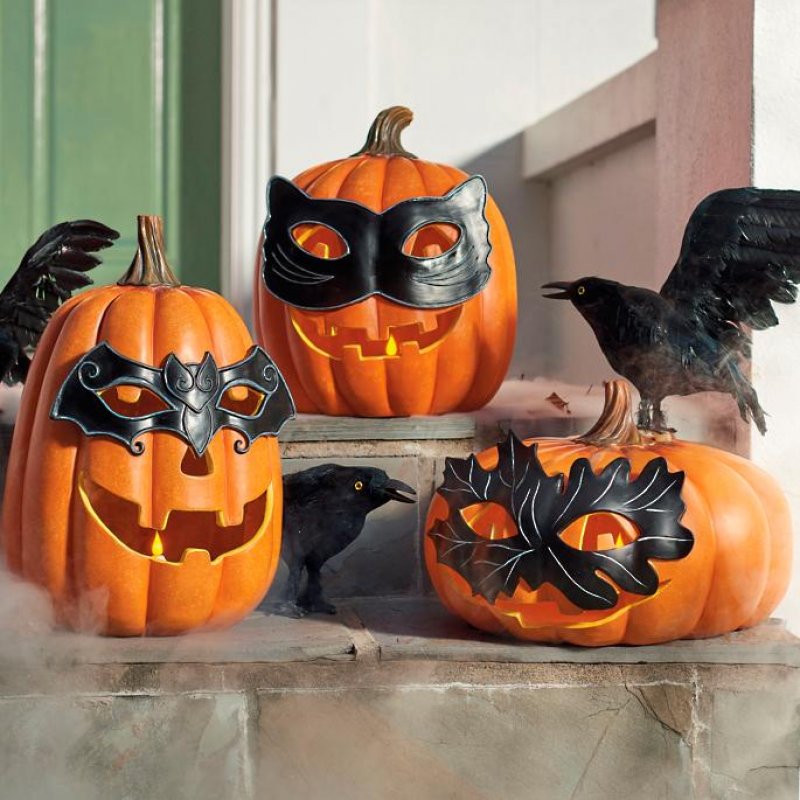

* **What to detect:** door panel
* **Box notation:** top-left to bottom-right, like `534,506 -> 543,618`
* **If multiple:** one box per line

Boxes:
0,0 -> 220,292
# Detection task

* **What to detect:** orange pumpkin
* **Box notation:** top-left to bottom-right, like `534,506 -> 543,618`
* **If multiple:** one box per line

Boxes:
424,381 -> 792,646
254,106 -> 517,417
2,216 -> 290,636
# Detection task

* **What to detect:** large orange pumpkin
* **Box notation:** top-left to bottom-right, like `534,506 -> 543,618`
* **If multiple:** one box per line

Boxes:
254,106 -> 517,417
424,380 -> 792,646
2,216 -> 292,636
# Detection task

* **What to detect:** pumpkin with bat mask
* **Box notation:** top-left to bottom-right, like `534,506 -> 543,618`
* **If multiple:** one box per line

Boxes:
424,381 -> 791,646
2,216 -> 295,636
254,106 -> 517,417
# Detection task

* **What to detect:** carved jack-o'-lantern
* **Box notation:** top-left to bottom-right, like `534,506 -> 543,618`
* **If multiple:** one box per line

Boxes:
424,381 -> 792,646
254,106 -> 517,417
2,216 -> 295,636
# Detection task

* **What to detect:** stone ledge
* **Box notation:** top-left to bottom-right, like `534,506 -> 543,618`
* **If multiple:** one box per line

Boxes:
348,598 -> 800,665
1,600 -> 798,799
0,598 -> 796,675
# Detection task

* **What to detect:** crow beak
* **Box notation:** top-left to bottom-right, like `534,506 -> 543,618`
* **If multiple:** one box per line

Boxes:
541,281 -> 573,299
379,479 -> 417,504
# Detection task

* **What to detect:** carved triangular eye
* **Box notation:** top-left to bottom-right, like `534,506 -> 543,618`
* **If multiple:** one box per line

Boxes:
99,385 -> 170,417
218,385 -> 266,417
291,223 -> 348,259
460,502 -> 517,540
402,222 -> 461,259
559,512 -> 640,551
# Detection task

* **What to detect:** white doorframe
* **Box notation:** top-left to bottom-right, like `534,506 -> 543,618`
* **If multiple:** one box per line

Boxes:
220,0 -> 274,325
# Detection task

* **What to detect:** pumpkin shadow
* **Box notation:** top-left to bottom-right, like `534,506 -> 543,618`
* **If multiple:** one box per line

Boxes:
459,133 -> 553,379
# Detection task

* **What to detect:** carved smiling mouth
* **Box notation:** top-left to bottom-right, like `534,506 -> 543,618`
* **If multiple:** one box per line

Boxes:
289,307 -> 462,360
78,475 -> 272,563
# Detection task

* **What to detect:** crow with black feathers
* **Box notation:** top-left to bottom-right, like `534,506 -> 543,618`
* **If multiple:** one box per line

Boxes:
276,464 -> 416,617
0,220 -> 119,385
543,188 -> 800,433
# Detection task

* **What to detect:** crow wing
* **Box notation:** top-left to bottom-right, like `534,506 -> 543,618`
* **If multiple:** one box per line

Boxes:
0,220 -> 118,382
659,188 -> 800,356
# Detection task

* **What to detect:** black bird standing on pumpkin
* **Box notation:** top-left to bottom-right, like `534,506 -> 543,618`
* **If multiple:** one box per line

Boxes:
276,464 -> 416,617
543,188 -> 800,433
0,219 -> 119,385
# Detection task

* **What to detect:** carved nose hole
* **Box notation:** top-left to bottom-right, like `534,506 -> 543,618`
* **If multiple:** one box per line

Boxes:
181,448 -> 213,476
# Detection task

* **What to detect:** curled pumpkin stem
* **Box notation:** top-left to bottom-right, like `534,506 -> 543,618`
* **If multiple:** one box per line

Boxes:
353,106 -> 417,159
119,215 -> 180,287
576,380 -> 645,446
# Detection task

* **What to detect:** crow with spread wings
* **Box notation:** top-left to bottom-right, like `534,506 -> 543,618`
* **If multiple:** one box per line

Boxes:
543,188 -> 800,433
0,220 -> 118,385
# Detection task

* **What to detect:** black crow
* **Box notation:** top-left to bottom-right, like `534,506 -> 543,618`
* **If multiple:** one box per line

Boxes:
277,464 -> 416,617
0,219 -> 119,385
543,187 -> 800,432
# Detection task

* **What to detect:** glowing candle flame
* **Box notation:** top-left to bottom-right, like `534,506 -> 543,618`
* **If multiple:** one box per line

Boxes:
151,531 -> 164,558
615,533 -> 625,548
385,333 -> 398,356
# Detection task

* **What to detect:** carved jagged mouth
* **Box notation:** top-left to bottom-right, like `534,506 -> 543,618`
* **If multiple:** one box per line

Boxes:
289,307 -> 462,360
79,475 -> 272,563
494,581 -> 670,630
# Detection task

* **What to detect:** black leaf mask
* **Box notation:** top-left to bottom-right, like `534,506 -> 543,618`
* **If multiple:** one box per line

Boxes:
51,342 -> 295,455
262,175 -> 492,310
428,434 -> 693,610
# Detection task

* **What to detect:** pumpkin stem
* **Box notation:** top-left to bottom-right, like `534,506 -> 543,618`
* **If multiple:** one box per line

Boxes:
353,106 -> 417,158
575,380 -> 644,446
118,215 -> 180,287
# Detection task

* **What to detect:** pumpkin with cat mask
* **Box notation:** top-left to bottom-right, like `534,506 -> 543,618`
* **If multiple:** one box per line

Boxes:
254,106 -> 517,417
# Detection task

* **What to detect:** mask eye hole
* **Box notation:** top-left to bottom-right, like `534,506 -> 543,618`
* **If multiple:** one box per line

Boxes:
460,502 -> 517,540
218,385 -> 266,417
99,385 -> 170,418
559,512 -> 639,551
290,222 -> 348,259
402,222 -> 461,259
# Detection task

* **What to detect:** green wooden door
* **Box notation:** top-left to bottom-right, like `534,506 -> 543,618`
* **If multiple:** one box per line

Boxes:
0,0 -> 220,290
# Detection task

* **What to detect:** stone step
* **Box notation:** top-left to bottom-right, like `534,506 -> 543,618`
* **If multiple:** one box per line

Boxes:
0,599 -> 797,799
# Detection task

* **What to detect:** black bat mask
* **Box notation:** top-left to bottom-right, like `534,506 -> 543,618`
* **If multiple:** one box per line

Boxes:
262,175 -> 492,310
51,343 -> 295,456
429,434 -> 694,611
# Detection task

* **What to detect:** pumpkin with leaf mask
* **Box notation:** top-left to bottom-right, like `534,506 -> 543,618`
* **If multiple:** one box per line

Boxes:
2,216 -> 295,636
254,106 -> 517,417
424,381 -> 791,646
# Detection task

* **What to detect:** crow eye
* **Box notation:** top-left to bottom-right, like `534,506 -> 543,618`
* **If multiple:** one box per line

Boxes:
354,480 -> 364,491
577,286 -> 586,296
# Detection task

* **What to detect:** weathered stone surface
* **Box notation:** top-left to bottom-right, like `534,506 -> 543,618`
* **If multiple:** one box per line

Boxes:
256,683 -> 694,799
282,412 -> 476,442
0,692 -> 249,800
709,672 -> 800,799
351,598 -> 800,665
265,456 -> 424,600
0,609 -> 355,669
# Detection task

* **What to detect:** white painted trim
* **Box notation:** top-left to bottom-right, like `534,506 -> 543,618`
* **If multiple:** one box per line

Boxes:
522,53 -> 657,180
221,0 -> 273,324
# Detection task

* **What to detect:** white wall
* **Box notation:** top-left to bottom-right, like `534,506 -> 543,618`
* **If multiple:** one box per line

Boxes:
751,0 -> 800,630
267,0 -> 657,376
549,134 -> 657,381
